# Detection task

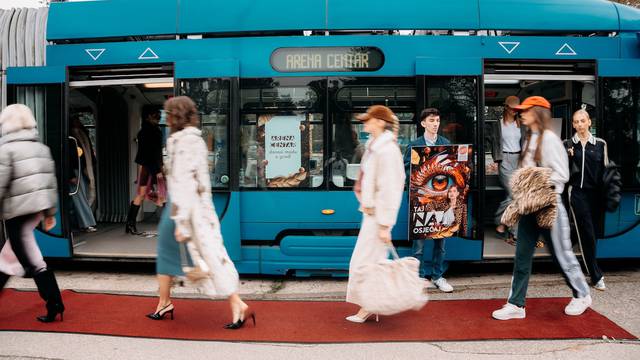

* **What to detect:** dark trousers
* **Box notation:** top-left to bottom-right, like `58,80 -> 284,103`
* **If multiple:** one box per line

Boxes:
569,188 -> 604,284
508,198 -> 589,307
1,214 -> 48,277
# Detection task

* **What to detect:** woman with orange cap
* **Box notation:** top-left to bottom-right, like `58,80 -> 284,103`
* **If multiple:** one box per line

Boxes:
490,96 -> 525,245
492,96 -> 591,321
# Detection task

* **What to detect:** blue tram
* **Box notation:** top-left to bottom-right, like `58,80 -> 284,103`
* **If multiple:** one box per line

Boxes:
4,0 -> 640,274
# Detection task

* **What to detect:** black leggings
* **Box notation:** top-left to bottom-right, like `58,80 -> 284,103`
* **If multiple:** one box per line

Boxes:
1,213 -> 48,277
568,188 -> 603,284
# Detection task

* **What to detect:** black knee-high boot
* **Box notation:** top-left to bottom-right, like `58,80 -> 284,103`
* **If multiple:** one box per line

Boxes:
125,202 -> 141,235
33,270 -> 65,322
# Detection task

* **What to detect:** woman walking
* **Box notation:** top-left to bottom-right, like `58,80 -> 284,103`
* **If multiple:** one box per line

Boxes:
126,106 -> 164,235
491,96 -> 591,320
0,104 -> 65,322
490,96 -> 524,244
346,105 -> 405,323
566,109 -> 608,291
146,96 -> 254,329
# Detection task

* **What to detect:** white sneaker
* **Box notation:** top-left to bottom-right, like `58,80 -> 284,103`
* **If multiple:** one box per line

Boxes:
433,277 -> 454,293
492,303 -> 526,320
594,277 -> 606,291
564,295 -> 592,316
423,279 -> 436,289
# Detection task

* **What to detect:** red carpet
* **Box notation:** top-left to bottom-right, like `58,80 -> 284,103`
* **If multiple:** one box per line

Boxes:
0,289 -> 635,343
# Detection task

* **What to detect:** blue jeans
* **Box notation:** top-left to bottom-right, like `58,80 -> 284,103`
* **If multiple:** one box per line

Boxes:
412,239 -> 447,280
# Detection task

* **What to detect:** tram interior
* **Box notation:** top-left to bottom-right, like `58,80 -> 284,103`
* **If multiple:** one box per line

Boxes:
482,77 -> 596,258
68,83 -> 172,259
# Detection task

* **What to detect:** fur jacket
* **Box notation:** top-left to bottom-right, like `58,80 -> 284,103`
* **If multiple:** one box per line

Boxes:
501,167 -> 557,229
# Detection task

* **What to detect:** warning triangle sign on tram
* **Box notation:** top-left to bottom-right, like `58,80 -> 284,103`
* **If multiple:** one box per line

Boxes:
556,43 -> 577,56
85,48 -> 105,61
498,42 -> 520,55
138,47 -> 159,60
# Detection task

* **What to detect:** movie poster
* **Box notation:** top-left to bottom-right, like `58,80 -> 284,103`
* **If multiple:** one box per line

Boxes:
409,145 -> 472,240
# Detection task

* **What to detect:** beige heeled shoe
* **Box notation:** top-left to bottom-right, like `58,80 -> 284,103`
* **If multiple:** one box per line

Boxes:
345,312 -> 379,323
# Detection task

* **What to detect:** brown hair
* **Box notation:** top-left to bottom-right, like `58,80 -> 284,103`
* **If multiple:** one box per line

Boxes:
164,96 -> 199,133
419,108 -> 439,122
519,106 -> 551,165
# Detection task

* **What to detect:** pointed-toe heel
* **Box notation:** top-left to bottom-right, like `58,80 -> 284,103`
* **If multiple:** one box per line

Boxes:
146,303 -> 174,320
37,308 -> 64,323
224,307 -> 256,330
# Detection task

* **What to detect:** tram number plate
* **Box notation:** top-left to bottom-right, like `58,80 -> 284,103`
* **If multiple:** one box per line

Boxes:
271,47 -> 384,72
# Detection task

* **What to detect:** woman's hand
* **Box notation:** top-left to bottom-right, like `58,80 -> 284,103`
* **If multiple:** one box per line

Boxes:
174,228 -> 188,243
43,216 -> 56,231
363,207 -> 375,216
379,225 -> 392,244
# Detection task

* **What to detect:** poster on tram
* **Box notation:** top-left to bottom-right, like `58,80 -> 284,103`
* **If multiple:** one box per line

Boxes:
409,144 -> 472,240
260,114 -> 309,188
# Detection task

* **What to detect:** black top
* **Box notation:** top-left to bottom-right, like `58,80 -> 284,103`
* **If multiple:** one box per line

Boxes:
135,120 -> 163,175
564,134 -> 607,190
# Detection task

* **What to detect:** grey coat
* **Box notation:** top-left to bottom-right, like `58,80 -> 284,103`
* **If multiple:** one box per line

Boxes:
488,119 -> 526,162
0,129 -> 58,220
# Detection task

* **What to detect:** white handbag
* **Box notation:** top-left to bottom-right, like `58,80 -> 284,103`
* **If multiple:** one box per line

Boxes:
356,246 -> 428,316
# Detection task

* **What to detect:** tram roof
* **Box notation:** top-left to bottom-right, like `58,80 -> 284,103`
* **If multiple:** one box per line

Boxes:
47,0 -> 640,41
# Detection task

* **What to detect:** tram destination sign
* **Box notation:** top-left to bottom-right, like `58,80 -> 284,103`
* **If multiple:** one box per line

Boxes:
271,47 -> 384,72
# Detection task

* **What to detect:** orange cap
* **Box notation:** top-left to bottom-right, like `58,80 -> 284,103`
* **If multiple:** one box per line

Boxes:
512,96 -> 551,110
356,105 -> 396,124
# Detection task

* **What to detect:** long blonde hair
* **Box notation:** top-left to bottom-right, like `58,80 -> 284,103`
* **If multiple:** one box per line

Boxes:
519,106 -> 551,165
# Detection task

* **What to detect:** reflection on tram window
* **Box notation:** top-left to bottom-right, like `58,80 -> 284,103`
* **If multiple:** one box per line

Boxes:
179,79 -> 230,188
330,77 -> 417,188
603,78 -> 640,187
426,77 -> 477,145
240,78 -> 325,188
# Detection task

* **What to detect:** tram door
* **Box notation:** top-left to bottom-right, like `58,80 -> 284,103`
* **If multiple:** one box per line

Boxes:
5,66 -> 73,257
174,60 -> 241,260
416,59 -> 484,261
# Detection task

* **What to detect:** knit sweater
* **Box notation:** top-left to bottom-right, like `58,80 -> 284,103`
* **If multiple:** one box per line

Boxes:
521,130 -> 569,194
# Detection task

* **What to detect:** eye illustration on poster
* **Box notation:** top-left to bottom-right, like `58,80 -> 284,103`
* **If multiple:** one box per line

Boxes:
409,145 -> 472,240
257,114 -> 311,187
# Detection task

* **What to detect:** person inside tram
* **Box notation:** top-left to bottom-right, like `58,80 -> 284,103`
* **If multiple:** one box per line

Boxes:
492,96 -> 592,321
125,106 -> 164,236
489,96 -> 524,245
565,108 -> 608,291
69,115 -> 97,233
403,107 -> 453,293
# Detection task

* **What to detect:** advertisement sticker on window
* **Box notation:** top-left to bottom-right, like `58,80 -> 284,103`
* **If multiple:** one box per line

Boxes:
264,115 -> 303,179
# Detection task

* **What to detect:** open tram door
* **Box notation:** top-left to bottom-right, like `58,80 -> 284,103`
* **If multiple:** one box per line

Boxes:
482,60 -> 597,259
414,58 -> 484,262
173,60 -> 242,263
5,66 -> 73,258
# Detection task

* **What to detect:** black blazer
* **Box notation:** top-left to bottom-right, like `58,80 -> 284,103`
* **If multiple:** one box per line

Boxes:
135,121 -> 163,175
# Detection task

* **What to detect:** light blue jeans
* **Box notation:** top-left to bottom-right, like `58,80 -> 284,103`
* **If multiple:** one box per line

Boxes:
412,239 -> 447,280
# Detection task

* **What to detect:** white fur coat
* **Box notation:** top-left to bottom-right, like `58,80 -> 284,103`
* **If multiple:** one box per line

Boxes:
165,127 -> 238,297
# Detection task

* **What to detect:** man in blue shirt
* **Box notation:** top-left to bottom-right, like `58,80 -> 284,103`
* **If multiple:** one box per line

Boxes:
403,108 -> 453,292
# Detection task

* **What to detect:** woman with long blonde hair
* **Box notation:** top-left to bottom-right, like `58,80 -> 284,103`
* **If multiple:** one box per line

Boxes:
492,96 -> 591,321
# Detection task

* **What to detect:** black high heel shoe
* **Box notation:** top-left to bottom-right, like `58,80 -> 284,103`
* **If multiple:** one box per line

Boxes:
125,222 -> 142,235
224,307 -> 256,330
146,303 -> 174,320
37,304 -> 65,323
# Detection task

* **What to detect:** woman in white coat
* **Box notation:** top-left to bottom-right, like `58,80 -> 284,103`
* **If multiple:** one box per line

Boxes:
346,105 -> 405,323
147,96 -> 254,330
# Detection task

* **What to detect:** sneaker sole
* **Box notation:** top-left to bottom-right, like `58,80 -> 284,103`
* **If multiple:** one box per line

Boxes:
492,313 -> 526,321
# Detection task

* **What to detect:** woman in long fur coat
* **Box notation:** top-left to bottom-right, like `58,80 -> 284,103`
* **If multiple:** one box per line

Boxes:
146,96 -> 254,330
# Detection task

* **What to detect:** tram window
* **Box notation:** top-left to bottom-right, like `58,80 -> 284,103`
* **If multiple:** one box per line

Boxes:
602,78 -> 640,187
239,78 -> 325,189
15,86 -> 47,142
179,79 -> 231,189
426,77 -> 477,145
330,77 -> 417,188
